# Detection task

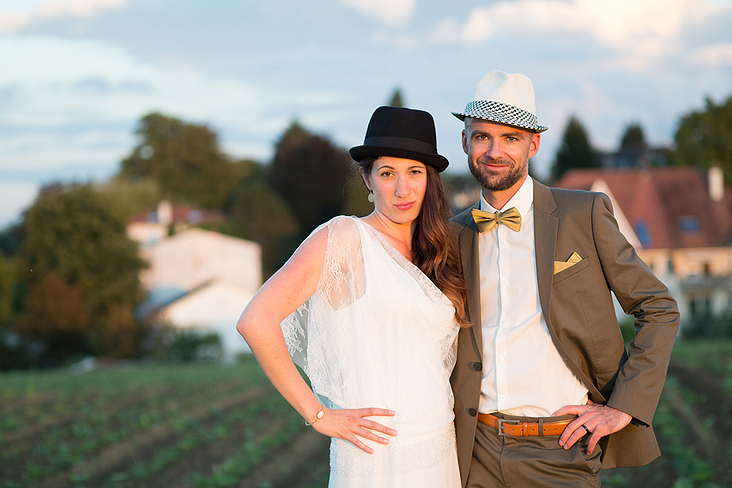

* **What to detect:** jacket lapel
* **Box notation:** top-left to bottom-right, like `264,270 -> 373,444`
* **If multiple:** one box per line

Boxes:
533,181 -> 558,329
533,181 -> 563,346
533,181 -> 602,399
453,204 -> 483,353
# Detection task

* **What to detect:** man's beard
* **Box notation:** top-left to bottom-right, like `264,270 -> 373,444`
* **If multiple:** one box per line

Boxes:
468,155 -> 528,192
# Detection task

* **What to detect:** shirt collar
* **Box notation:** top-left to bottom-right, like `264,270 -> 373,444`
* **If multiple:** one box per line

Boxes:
480,176 -> 534,217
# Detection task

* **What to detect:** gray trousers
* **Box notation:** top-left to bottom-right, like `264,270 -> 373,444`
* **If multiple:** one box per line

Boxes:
466,417 -> 602,488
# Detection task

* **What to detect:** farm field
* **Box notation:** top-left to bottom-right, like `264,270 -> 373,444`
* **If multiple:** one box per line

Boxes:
0,359 -> 330,487
1,339 -> 731,488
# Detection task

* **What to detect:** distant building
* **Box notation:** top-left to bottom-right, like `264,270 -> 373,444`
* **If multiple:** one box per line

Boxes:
128,204 -> 261,358
128,200 -> 228,246
601,146 -> 670,170
555,166 -> 732,334
153,279 -> 257,358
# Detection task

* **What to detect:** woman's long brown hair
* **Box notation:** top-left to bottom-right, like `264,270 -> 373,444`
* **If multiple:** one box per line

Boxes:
359,157 -> 469,327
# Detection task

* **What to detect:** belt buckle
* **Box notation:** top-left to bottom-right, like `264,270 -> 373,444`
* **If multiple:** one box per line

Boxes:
496,418 -> 520,436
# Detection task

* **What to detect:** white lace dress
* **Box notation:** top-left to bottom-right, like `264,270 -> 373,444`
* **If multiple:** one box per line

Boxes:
282,216 -> 461,487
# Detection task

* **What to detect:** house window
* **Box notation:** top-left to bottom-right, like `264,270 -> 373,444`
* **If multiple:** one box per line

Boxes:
679,216 -> 700,232
689,296 -> 713,319
633,219 -> 652,248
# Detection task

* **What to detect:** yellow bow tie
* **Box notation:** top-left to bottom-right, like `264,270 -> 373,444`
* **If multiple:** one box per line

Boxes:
471,207 -> 522,233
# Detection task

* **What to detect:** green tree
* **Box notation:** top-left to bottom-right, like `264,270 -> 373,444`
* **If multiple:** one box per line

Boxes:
550,115 -> 600,182
16,272 -> 92,360
388,88 -> 405,107
18,183 -> 147,358
89,303 -> 140,359
267,121 -> 351,238
0,256 -> 15,325
119,113 -> 239,210
97,176 -> 162,220
620,123 -> 648,151
342,170 -> 373,218
230,181 -> 300,276
671,96 -> 732,184
0,223 -> 23,257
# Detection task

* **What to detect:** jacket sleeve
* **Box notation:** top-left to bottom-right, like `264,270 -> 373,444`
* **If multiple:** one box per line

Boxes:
591,193 -> 679,425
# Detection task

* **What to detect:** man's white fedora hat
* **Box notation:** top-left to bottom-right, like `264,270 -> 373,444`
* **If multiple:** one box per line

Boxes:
452,70 -> 548,133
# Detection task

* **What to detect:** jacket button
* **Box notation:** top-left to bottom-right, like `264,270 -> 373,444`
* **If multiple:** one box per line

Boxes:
473,362 -> 482,371
468,408 -> 477,417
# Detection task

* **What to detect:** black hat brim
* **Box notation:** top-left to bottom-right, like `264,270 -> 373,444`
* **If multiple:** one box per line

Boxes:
349,145 -> 449,172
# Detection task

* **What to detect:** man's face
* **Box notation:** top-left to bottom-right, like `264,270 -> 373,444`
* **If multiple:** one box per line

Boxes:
462,118 -> 540,193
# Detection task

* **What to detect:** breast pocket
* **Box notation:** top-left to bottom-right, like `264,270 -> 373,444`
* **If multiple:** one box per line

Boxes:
552,256 -> 591,284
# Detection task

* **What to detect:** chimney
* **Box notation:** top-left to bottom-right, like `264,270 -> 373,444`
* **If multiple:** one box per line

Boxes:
709,164 -> 724,203
157,200 -> 173,227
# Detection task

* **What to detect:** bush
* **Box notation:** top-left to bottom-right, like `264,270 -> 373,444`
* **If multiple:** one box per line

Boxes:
681,313 -> 732,339
144,326 -> 223,363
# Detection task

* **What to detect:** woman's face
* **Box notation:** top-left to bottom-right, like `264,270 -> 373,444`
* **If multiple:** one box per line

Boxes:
362,156 -> 428,226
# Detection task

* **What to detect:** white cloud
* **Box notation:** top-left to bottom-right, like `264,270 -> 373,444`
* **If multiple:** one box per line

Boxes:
37,0 -> 127,19
0,128 -> 132,172
0,0 -> 128,32
373,31 -> 420,50
691,43 -> 732,66
0,34 -> 352,173
431,0 -> 722,58
337,0 -> 416,26
2,35 -> 156,85
0,11 -> 28,32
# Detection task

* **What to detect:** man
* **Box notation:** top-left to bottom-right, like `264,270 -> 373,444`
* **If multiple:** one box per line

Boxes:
449,70 -> 679,487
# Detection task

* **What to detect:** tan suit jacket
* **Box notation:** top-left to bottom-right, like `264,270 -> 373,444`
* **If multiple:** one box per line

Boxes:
450,180 -> 679,485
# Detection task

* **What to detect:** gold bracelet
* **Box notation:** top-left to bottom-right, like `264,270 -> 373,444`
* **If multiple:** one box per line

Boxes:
305,405 -> 325,426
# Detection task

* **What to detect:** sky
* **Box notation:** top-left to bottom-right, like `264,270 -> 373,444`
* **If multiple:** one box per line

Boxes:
1,0 -> 732,229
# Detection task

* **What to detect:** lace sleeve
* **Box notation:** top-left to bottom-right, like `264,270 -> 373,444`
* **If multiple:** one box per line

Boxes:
280,216 -> 365,376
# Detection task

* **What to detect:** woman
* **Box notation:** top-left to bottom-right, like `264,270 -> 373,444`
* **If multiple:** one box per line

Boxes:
237,105 -> 467,486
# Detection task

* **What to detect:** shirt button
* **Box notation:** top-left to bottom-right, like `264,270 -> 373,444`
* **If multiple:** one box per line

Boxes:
498,356 -> 504,362
500,396 -> 506,402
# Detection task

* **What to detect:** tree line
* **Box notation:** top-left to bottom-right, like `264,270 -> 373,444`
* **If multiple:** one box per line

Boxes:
550,96 -> 732,182
0,93 -> 730,369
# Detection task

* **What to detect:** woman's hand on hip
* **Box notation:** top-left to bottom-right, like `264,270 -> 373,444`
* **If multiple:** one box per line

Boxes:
311,407 -> 398,454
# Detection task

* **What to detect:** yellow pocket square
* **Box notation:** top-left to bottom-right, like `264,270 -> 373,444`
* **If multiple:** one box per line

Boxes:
554,252 -> 582,274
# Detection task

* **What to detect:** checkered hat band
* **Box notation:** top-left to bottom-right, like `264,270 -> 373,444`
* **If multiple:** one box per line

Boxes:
463,100 -> 538,130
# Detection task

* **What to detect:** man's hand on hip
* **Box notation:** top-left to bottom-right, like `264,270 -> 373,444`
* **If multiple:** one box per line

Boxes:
552,400 -> 632,454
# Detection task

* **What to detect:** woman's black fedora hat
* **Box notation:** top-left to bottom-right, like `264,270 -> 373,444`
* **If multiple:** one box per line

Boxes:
349,106 -> 449,172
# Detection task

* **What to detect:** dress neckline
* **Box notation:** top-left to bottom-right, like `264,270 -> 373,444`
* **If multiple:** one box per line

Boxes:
352,217 -> 448,304
357,217 -> 412,262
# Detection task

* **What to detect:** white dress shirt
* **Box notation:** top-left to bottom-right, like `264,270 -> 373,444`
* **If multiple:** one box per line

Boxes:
478,177 -> 588,417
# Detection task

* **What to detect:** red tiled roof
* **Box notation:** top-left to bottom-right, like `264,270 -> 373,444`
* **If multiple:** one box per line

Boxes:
555,168 -> 732,249
129,203 -> 227,225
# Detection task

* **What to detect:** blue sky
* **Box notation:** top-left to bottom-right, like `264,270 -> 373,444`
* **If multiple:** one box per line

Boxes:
2,0 -> 732,228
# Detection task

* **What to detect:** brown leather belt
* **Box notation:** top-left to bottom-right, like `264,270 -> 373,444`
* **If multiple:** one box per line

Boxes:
477,412 -> 572,436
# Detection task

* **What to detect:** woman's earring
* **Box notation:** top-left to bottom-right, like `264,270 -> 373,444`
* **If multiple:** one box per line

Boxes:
367,191 -> 375,203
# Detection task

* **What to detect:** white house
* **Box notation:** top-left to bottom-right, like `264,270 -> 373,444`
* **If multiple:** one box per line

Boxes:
154,279 -> 256,356
129,210 -> 262,358
556,166 -> 732,334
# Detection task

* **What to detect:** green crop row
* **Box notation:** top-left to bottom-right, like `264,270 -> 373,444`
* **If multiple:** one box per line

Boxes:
0,359 -> 273,488
670,339 -> 732,393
